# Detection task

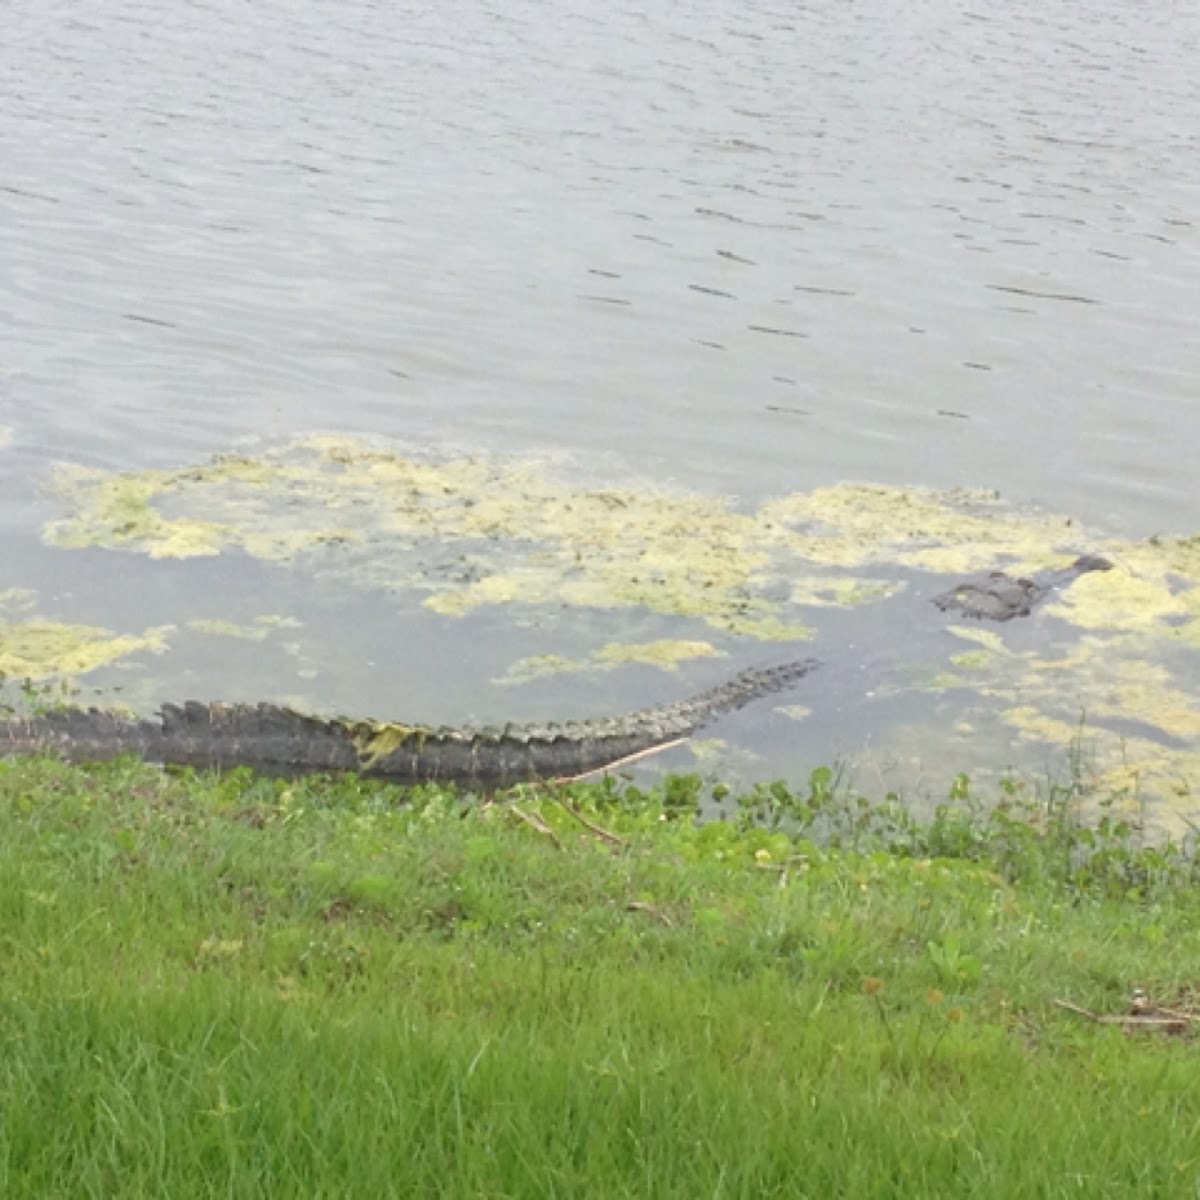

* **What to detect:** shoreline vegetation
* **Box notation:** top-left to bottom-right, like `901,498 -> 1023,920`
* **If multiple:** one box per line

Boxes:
2,756 -> 1199,1195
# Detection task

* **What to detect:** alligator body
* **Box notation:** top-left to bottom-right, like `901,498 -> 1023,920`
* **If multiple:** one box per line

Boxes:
0,659 -> 818,788
931,554 -> 1112,622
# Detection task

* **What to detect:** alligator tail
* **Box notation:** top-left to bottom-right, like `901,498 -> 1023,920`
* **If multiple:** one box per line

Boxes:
0,658 -> 818,787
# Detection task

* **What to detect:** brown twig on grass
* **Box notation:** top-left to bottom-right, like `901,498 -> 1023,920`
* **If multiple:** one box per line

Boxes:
553,796 -> 625,849
1053,997 -> 1193,1035
1053,998 -> 1100,1020
626,901 -> 674,928
509,804 -> 562,850
557,737 -> 690,783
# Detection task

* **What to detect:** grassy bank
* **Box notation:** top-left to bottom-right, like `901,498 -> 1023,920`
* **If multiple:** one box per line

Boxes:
1,758 -> 1199,1196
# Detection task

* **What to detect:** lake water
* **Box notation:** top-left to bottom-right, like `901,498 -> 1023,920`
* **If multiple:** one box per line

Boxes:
2,0 -> 1198,810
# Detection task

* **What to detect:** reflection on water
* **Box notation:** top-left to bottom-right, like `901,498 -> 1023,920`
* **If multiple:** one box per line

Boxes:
1,0 -> 1198,803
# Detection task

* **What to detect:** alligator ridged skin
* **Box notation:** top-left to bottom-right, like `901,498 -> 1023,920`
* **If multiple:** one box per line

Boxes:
0,659 -> 818,787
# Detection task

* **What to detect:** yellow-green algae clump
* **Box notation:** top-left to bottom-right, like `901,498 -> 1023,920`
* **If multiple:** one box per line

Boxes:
187,616 -> 302,641
43,436 -> 1199,643
0,590 -> 170,681
500,640 -> 723,684
42,438 -> 1153,619
351,721 -> 425,771
934,619 -> 1200,814
47,437 -> 824,640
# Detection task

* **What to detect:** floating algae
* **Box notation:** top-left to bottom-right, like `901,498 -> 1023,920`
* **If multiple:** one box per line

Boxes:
44,436 -> 1100,639
594,640 -> 723,669
47,437 -> 822,639
0,589 -> 38,615
498,640 -> 723,684
929,628 -> 1200,814
496,654 -> 582,686
0,616 -> 170,681
187,616 -> 302,641
789,576 -> 905,608
947,626 -> 1013,671
0,589 -> 170,681
1002,705 -> 1200,810
775,704 -> 812,722
1046,552 -> 1200,648
47,468 -> 230,558
40,437 -> 1200,657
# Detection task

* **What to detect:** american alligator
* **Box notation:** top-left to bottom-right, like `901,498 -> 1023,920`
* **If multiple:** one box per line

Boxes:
932,554 -> 1112,621
0,659 -> 818,788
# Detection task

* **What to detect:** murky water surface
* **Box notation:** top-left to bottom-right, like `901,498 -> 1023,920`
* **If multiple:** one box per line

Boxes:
2,0 -> 1198,811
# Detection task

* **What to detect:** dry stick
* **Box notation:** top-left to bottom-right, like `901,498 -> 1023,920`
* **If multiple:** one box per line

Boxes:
558,737 -> 690,783
509,804 -> 562,850
550,738 -> 692,841
553,796 -> 625,849
1140,1005 -> 1194,1022
510,733 -> 694,855
1053,998 -> 1193,1031
1053,998 -> 1098,1020
626,901 -> 674,927
1115,1016 -> 1193,1030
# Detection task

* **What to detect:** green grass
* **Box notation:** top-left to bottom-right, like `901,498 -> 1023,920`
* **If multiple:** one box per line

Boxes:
1,758 -> 1200,1197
